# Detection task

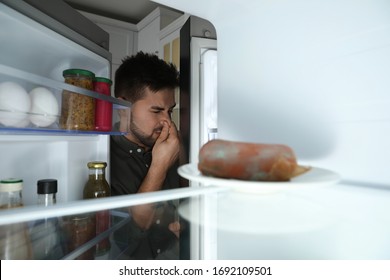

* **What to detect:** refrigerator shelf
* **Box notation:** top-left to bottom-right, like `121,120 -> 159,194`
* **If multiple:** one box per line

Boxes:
0,64 -> 131,134
0,126 -> 127,136
0,64 -> 130,108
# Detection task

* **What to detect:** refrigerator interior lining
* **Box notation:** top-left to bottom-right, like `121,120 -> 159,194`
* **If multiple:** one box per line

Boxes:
0,3 -> 110,80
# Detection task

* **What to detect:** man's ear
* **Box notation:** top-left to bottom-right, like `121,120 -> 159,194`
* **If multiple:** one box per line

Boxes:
118,107 -> 131,132
116,96 -> 132,132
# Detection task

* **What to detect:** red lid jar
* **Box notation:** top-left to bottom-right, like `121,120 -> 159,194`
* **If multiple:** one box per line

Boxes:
93,77 -> 113,132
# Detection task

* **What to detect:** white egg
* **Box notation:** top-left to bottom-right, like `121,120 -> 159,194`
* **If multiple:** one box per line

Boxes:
29,87 -> 59,127
13,117 -> 31,128
0,81 -> 31,126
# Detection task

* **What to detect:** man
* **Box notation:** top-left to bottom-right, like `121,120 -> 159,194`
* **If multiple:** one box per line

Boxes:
110,52 -> 182,259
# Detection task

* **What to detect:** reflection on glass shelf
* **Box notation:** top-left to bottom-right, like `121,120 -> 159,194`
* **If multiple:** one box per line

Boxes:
60,210 -> 131,260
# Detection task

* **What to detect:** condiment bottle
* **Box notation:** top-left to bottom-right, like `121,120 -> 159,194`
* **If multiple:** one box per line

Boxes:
37,179 -> 58,206
60,68 -> 95,131
83,161 -> 111,256
0,178 -> 32,259
94,77 -> 113,131
30,179 -> 64,259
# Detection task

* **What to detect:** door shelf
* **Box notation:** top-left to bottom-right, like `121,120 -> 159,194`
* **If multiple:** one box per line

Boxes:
0,64 -> 131,135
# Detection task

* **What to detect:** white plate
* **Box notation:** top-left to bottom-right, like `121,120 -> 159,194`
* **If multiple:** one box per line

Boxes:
178,163 -> 340,194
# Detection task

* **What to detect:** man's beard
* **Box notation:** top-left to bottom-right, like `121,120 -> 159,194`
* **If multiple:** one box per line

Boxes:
130,118 -> 161,148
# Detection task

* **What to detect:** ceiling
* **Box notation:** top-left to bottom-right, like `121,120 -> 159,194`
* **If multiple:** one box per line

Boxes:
64,0 -> 181,24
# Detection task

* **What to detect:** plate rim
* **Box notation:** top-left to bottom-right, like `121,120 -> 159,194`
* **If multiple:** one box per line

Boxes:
178,163 -> 341,191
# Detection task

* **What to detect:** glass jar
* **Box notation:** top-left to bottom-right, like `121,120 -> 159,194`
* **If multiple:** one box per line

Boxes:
0,178 -> 32,259
84,161 -> 111,199
30,179 -> 64,259
94,77 -> 113,132
60,68 -> 95,131
0,178 -> 24,209
37,178 -> 57,206
84,161 -> 111,256
63,214 -> 96,260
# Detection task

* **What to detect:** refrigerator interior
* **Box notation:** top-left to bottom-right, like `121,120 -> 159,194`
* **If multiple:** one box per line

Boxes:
1,0 -> 390,260
0,2 -> 127,205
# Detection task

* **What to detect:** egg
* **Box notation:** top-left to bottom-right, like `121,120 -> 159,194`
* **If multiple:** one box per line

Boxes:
29,87 -> 59,127
13,117 -> 31,128
0,81 -> 31,126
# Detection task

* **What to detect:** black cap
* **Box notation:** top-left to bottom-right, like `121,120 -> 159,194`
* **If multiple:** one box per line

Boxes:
37,179 -> 58,194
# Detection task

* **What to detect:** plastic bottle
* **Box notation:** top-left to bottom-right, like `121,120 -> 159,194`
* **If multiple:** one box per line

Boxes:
29,179 -> 64,259
83,161 -> 111,256
0,178 -> 32,259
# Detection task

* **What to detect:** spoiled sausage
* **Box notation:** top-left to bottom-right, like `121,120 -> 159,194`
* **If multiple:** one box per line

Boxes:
198,139 -> 309,182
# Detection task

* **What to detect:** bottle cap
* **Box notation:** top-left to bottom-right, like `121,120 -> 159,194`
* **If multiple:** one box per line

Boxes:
37,179 -> 58,194
0,178 -> 23,192
87,161 -> 107,169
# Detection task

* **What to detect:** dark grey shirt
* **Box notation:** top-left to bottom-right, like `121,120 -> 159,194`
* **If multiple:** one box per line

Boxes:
110,135 -> 180,195
110,135 -> 181,259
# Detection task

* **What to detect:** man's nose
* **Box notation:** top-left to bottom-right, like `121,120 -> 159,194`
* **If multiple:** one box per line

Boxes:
159,111 -> 171,121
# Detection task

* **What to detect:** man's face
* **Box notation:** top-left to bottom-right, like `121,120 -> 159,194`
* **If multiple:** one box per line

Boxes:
126,87 -> 176,149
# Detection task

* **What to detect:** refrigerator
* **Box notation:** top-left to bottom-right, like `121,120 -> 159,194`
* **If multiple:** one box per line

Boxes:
0,0 -> 219,261
2,0 -> 390,261
156,0 -> 390,260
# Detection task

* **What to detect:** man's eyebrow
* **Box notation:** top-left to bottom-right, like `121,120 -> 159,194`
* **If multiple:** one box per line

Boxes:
150,105 -> 164,110
150,104 -> 177,110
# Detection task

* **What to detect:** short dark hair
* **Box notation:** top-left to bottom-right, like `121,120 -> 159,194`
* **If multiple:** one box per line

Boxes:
114,52 -> 179,103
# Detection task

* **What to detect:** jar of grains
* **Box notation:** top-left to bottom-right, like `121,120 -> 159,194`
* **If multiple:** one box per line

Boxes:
60,69 -> 95,131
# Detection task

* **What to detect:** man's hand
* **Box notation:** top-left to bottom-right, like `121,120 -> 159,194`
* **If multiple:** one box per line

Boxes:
152,120 -> 180,170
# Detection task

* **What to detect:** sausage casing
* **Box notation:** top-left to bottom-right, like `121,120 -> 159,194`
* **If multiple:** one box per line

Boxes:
198,139 -> 307,182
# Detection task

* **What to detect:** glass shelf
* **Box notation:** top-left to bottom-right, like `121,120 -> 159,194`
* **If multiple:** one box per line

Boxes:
0,64 -> 131,135
0,186 -> 226,260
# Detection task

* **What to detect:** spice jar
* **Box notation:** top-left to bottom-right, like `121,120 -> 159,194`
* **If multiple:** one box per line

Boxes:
60,69 -> 95,131
94,77 -> 113,132
30,179 -> 64,260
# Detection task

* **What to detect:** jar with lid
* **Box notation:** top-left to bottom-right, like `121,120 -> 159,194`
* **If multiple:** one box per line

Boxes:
60,68 -> 96,131
83,161 -> 111,256
94,77 -> 113,132
0,178 -> 32,259
0,178 -> 24,209
62,214 -> 96,260
30,179 -> 64,259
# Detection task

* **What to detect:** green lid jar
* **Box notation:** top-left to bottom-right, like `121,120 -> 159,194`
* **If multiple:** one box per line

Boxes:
60,68 -> 96,131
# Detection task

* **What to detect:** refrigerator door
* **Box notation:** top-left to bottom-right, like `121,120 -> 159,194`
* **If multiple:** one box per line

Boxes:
0,2 -> 130,205
188,37 -> 217,165
200,49 -> 218,144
